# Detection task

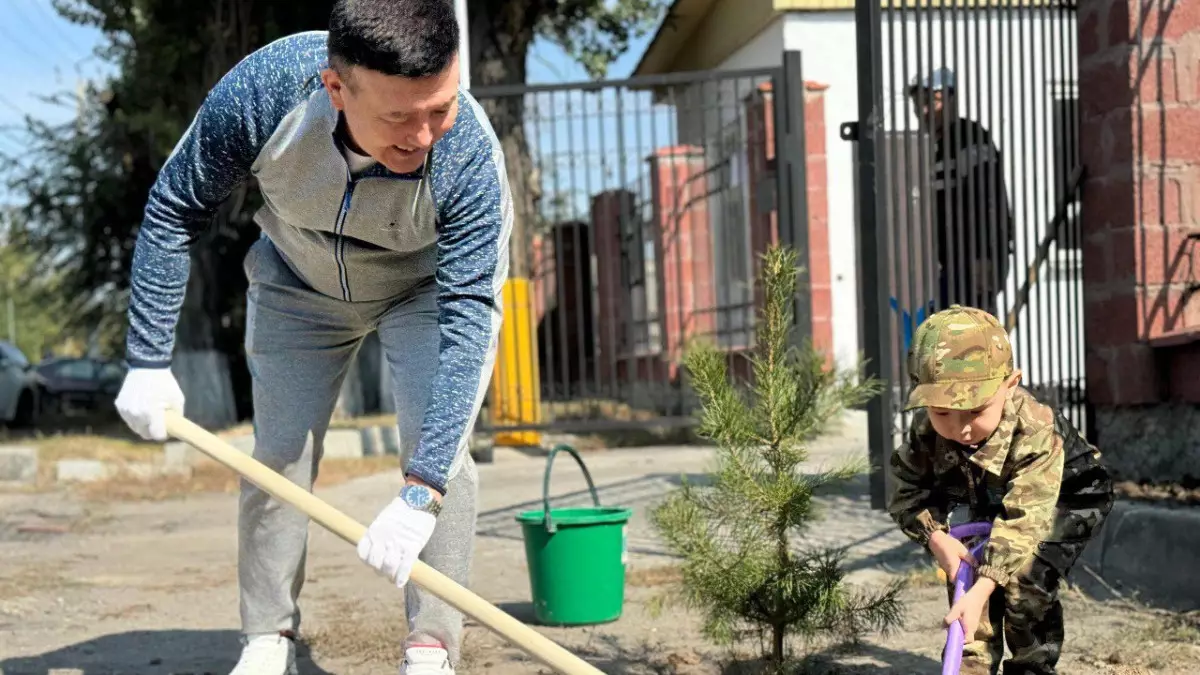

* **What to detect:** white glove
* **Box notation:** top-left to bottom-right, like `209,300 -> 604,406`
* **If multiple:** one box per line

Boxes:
357,496 -> 437,588
114,367 -> 186,441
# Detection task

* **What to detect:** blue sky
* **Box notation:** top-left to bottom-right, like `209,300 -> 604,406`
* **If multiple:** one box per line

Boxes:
525,32 -> 654,85
0,1 -> 116,161
0,1 -> 658,212
0,2 -> 655,156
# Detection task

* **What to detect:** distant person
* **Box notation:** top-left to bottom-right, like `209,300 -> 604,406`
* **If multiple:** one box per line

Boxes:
909,67 -> 1014,318
890,306 -> 1113,674
112,1 -> 512,674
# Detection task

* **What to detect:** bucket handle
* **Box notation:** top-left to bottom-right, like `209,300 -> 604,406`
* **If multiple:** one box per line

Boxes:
542,444 -> 601,534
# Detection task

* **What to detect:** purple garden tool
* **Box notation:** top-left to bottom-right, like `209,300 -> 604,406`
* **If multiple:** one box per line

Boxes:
942,521 -> 992,675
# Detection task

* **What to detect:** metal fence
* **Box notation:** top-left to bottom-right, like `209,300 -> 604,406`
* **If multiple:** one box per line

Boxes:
847,1 -> 1084,505
471,56 -> 809,437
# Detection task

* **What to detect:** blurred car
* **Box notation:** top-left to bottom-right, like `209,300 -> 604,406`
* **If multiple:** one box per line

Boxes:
34,356 -> 127,416
0,341 -> 38,427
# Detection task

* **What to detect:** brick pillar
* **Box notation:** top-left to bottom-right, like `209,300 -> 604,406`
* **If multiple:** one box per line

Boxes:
746,83 -> 780,260
650,146 -> 716,380
545,221 -> 594,392
743,80 -> 834,363
804,83 -> 834,365
1080,0 -> 1200,480
531,232 -> 553,324
591,189 -> 636,387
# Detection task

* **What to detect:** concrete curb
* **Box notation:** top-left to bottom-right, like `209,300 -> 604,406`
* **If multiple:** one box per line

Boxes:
1078,500 -> 1200,611
0,445 -> 37,486
2,425 -> 498,486
163,425 -> 495,468
0,424 -> 496,487
162,428 -> 369,469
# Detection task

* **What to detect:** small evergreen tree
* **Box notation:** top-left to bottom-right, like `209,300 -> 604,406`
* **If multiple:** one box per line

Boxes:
651,244 -> 905,671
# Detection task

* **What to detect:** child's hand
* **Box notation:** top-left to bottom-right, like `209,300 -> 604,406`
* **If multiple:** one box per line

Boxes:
928,530 -> 977,580
944,578 -> 996,641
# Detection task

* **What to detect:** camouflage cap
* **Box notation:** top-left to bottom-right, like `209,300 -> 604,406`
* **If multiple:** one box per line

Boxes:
904,305 -> 1014,411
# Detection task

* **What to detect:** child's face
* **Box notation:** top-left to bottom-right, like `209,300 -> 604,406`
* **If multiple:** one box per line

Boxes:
927,372 -> 1021,448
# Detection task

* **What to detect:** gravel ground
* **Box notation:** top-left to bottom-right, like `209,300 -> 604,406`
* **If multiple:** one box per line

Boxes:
2,416 -> 1199,674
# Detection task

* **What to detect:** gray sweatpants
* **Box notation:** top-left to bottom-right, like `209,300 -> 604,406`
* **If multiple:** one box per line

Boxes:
238,237 -> 477,665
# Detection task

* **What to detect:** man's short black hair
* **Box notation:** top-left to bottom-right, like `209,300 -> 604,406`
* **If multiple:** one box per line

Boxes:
328,0 -> 459,79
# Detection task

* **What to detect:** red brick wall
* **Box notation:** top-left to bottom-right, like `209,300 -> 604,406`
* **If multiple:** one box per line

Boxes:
588,81 -> 833,390
805,84 -> 834,365
650,145 -> 717,380
744,80 -> 834,363
1080,0 -> 1200,405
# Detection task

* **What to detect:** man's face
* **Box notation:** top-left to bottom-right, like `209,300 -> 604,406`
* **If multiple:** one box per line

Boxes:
926,371 -> 1021,448
321,55 -> 460,175
911,87 -> 949,131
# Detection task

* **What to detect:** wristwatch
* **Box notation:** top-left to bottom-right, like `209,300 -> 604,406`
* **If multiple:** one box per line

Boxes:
400,483 -> 442,517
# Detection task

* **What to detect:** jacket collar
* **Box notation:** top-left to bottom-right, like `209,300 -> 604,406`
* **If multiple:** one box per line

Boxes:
961,395 -> 1018,477
327,103 -> 428,181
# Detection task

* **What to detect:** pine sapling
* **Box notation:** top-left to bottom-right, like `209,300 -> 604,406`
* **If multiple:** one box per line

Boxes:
650,244 -> 905,670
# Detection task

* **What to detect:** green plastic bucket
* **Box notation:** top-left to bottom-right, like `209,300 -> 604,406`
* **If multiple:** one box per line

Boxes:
515,444 -> 633,626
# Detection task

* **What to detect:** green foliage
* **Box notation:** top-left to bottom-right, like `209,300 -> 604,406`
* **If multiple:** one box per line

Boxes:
650,245 -> 905,670
537,0 -> 672,79
0,216 -> 76,359
3,1 -> 333,361
2,0 -> 669,364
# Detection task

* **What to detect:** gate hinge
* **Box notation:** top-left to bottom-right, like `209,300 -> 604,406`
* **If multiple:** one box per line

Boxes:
840,121 -> 860,142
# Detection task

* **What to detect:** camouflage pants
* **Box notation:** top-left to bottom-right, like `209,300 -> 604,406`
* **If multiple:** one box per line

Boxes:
945,540 -> 1089,675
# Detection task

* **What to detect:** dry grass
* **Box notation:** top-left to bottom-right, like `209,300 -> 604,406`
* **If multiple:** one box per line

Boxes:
71,455 -> 405,503
1,435 -> 164,493
0,414 -> 406,500
1077,607 -> 1200,673
31,434 -> 162,462
303,598 -> 407,664
627,565 -> 683,588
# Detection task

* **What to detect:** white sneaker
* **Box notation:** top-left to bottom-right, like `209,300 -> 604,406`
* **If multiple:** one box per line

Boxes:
229,633 -> 298,675
400,642 -> 454,675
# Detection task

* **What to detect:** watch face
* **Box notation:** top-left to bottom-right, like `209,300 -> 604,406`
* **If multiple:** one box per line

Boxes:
404,485 -> 432,509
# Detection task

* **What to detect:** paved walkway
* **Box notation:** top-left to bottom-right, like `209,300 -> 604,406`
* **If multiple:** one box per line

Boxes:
474,411 -> 923,583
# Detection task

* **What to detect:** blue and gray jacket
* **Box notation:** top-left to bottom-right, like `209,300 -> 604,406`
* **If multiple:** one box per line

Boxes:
125,31 -> 511,493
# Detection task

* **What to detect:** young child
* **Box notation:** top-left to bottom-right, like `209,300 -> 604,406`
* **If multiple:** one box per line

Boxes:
888,305 -> 1113,675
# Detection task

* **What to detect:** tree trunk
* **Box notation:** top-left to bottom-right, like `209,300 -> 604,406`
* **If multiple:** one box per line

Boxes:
168,0 -> 260,430
469,2 -> 542,278
772,522 -> 790,668
174,235 -> 238,430
772,622 -> 785,669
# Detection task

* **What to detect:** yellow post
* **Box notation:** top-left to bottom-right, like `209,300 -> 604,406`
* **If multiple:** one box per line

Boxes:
490,277 -> 542,446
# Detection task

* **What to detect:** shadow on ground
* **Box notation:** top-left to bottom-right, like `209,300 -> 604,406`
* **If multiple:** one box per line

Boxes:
493,601 -> 539,625
710,644 -> 943,674
0,408 -> 136,443
0,630 -> 334,675
460,625 -> 683,675
788,644 -> 943,674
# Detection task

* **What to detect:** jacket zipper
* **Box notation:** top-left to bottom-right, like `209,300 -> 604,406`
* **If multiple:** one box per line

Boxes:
333,167 -> 355,301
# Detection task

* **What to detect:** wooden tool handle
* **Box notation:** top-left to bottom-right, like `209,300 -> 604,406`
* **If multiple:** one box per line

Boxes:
164,410 -> 604,675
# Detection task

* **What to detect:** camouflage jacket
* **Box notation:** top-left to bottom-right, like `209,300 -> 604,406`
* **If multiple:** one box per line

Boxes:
888,387 -> 1112,586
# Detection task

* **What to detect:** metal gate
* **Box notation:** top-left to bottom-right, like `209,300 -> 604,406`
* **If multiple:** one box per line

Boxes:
844,1 -> 1085,507
470,54 -> 810,440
